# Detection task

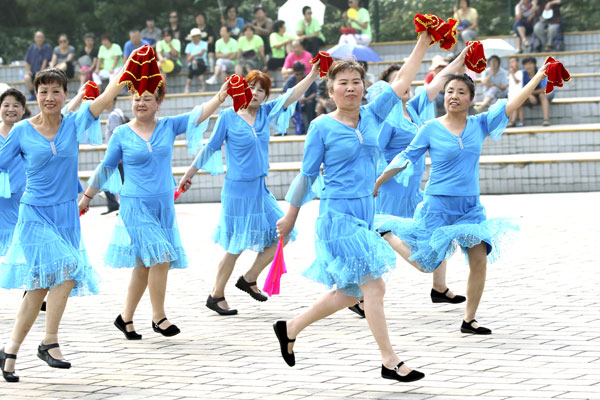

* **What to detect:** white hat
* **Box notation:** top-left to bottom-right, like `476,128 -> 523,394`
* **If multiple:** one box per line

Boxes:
429,55 -> 448,71
186,28 -> 202,41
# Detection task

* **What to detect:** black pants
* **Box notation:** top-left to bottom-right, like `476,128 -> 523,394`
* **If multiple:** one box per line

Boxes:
302,37 -> 324,57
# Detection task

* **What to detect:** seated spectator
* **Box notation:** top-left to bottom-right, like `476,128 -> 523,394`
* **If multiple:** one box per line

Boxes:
23,31 -> 52,100
77,33 -> 98,86
475,55 -> 508,113
184,28 -> 208,93
157,29 -> 182,82
166,10 -> 185,42
123,29 -> 150,63
141,16 -> 162,47
221,5 -> 245,39
206,26 -> 238,85
424,55 -> 448,116
519,56 -> 554,126
93,33 -> 123,89
194,12 -> 216,72
50,33 -> 76,79
339,0 -> 371,46
236,25 -> 265,76
281,40 -> 312,81
507,57 -> 525,127
297,6 -> 326,57
533,0 -> 561,51
268,20 -> 294,78
316,78 -> 335,116
453,0 -> 478,51
251,5 -> 273,56
282,61 -> 317,134
513,0 -> 536,53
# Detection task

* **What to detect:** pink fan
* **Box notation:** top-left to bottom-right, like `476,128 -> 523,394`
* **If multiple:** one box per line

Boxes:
174,187 -> 184,201
263,238 -> 287,296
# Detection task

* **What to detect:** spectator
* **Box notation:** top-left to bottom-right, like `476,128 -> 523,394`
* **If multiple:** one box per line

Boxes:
166,10 -> 185,42
250,5 -> 273,56
519,56 -> 554,126
141,16 -> 162,47
453,0 -> 478,51
297,5 -> 326,57
316,78 -> 335,116
23,31 -> 52,100
221,5 -> 245,39
77,33 -> 99,86
236,25 -> 265,76
507,57 -> 525,127
184,28 -> 208,93
157,29 -> 182,82
424,55 -> 448,116
123,29 -> 150,63
514,0 -> 537,53
93,34 -> 123,89
102,95 -> 127,215
50,33 -> 76,79
282,61 -> 317,135
533,0 -> 561,51
194,12 -> 216,72
475,55 -> 508,113
268,20 -> 294,78
206,26 -> 238,85
339,0 -> 371,46
281,40 -> 312,81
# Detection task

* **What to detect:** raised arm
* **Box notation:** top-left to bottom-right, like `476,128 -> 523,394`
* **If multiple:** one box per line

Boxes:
389,32 -> 431,99
194,81 -> 229,125
282,61 -> 320,108
505,64 -> 548,117
426,44 -> 471,101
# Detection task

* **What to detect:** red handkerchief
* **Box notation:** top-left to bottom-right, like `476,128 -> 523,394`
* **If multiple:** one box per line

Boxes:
226,74 -> 251,112
544,56 -> 570,94
465,41 -> 487,73
119,45 -> 164,96
83,81 -> 99,100
310,51 -> 334,78
414,14 -> 458,51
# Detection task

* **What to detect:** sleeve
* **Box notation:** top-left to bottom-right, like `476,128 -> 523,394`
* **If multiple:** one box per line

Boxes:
24,45 -> 33,64
74,100 -> 102,145
0,129 -> 22,198
192,111 -> 227,175
186,104 -> 210,155
366,84 -> 401,124
359,8 -> 370,24
185,43 -> 191,55
265,88 -> 296,134
283,54 -> 293,69
378,121 -> 393,152
115,44 -> 123,57
215,40 -> 222,54
284,122 -> 324,207
408,86 -> 435,122
44,45 -> 52,60
87,133 -> 123,193
480,99 -> 509,141
168,112 -> 191,138
384,124 -> 430,186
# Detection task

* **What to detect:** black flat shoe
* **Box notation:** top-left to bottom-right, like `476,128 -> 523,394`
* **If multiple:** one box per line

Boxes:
381,362 -> 425,382
348,300 -> 365,318
114,314 -> 142,340
206,295 -> 238,315
461,319 -> 492,335
0,348 -> 19,382
431,288 -> 466,304
152,317 -> 180,337
101,207 -> 119,215
37,343 -> 71,369
235,276 -> 268,302
273,320 -> 295,367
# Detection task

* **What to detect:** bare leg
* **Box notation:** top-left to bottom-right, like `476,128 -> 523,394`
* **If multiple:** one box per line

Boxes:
42,280 -> 75,360
381,233 -> 423,270
464,243 -> 487,324
211,252 -> 241,309
121,266 -> 149,332
148,262 -> 173,329
432,261 -> 457,297
198,75 -> 206,92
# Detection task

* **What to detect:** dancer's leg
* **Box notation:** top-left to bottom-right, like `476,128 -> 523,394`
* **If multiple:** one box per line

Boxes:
464,243 -> 487,324
211,252 -> 241,309
42,280 -> 75,360
148,262 -> 172,328
381,233 -> 423,270
121,266 -> 149,332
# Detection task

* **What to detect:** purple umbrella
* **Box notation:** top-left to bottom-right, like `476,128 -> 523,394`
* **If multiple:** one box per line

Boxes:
326,44 -> 382,62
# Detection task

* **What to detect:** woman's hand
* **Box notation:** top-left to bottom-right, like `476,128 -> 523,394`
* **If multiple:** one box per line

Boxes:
177,172 -> 194,192
78,195 -> 91,215
373,181 -> 381,197
309,58 -> 320,78
276,215 -> 295,239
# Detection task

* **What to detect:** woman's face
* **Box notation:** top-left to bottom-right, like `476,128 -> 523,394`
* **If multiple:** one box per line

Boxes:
37,82 -> 67,116
444,79 -> 472,113
58,35 -> 69,48
227,7 -> 236,18
84,37 -> 94,47
248,80 -> 267,107
279,24 -> 286,34
304,8 -> 312,19
101,38 -> 111,48
329,69 -> 364,109
244,28 -> 253,39
459,0 -> 468,9
509,58 -> 519,71
220,26 -> 229,39
0,96 -> 25,125
131,92 -> 160,120
348,0 -> 359,9
195,14 -> 205,25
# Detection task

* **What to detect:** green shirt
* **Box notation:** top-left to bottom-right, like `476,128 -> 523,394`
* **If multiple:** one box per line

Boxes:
269,32 -> 294,59
157,39 -> 182,66
237,35 -> 264,54
98,43 -> 123,71
349,8 -> 371,39
216,37 -> 238,65
297,18 -> 326,43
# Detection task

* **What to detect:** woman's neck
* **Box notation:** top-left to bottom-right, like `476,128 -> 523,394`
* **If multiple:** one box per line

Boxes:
0,122 -> 13,138
240,106 -> 258,117
332,106 -> 360,127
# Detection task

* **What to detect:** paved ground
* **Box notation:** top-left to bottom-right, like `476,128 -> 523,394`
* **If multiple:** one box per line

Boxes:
0,192 -> 599,399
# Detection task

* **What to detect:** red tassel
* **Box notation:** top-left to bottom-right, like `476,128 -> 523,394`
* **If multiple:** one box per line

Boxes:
544,56 -> 570,94
119,45 -> 164,97
83,81 -> 100,100
310,51 -> 334,78
414,13 -> 458,51
465,41 -> 487,73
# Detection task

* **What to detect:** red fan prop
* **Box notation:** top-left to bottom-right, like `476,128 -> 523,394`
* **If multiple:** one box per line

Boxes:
119,45 -> 164,97
414,13 -> 458,51
226,74 -> 253,112
310,51 -> 334,78
544,56 -> 570,94
263,238 -> 287,296
83,81 -> 100,100
465,41 -> 487,73
79,208 -> 87,216
174,187 -> 184,201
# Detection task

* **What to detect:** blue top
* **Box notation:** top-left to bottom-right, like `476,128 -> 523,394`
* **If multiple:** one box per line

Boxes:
522,69 -> 547,89
25,43 -> 52,74
89,113 -> 191,197
193,90 -> 295,180
123,39 -> 152,58
285,85 -> 401,206
0,134 -> 26,195
385,100 -> 509,196
0,102 -> 100,204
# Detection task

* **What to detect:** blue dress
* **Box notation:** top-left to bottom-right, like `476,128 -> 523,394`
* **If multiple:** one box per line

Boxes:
285,85 -> 401,298
0,102 -> 101,295
88,106 -> 208,269
381,100 -> 519,272
193,91 -> 297,255
0,132 -> 25,256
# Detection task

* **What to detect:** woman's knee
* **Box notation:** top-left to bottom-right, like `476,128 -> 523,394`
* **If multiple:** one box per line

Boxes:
360,278 -> 386,299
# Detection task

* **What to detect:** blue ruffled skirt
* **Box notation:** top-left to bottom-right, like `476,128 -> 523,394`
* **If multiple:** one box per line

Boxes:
213,177 -> 297,254
375,172 -> 424,218
0,199 -> 99,296
303,196 -> 397,298
377,195 -> 519,272
0,193 -> 21,257
105,191 -> 188,269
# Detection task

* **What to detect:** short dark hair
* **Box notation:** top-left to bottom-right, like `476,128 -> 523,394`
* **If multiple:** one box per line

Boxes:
327,59 -> 365,90
242,24 -> 255,34
488,55 -> 501,66
302,6 -> 311,15
443,73 -> 475,100
34,68 -> 69,93
146,16 -> 155,21
195,11 -> 206,19
292,61 -> 306,73
225,5 -> 237,14
162,29 -> 173,37
254,5 -> 265,13
522,56 -> 537,66
379,64 -> 401,82
100,33 -> 112,42
272,20 -> 285,33
220,25 -> 232,33
84,32 -> 95,40
0,88 -> 26,108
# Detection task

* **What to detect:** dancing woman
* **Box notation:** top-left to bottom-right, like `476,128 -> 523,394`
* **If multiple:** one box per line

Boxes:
274,33 -> 434,382
80,73 -> 230,339
374,65 -> 549,335
0,68 -> 118,382
177,67 -> 319,316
